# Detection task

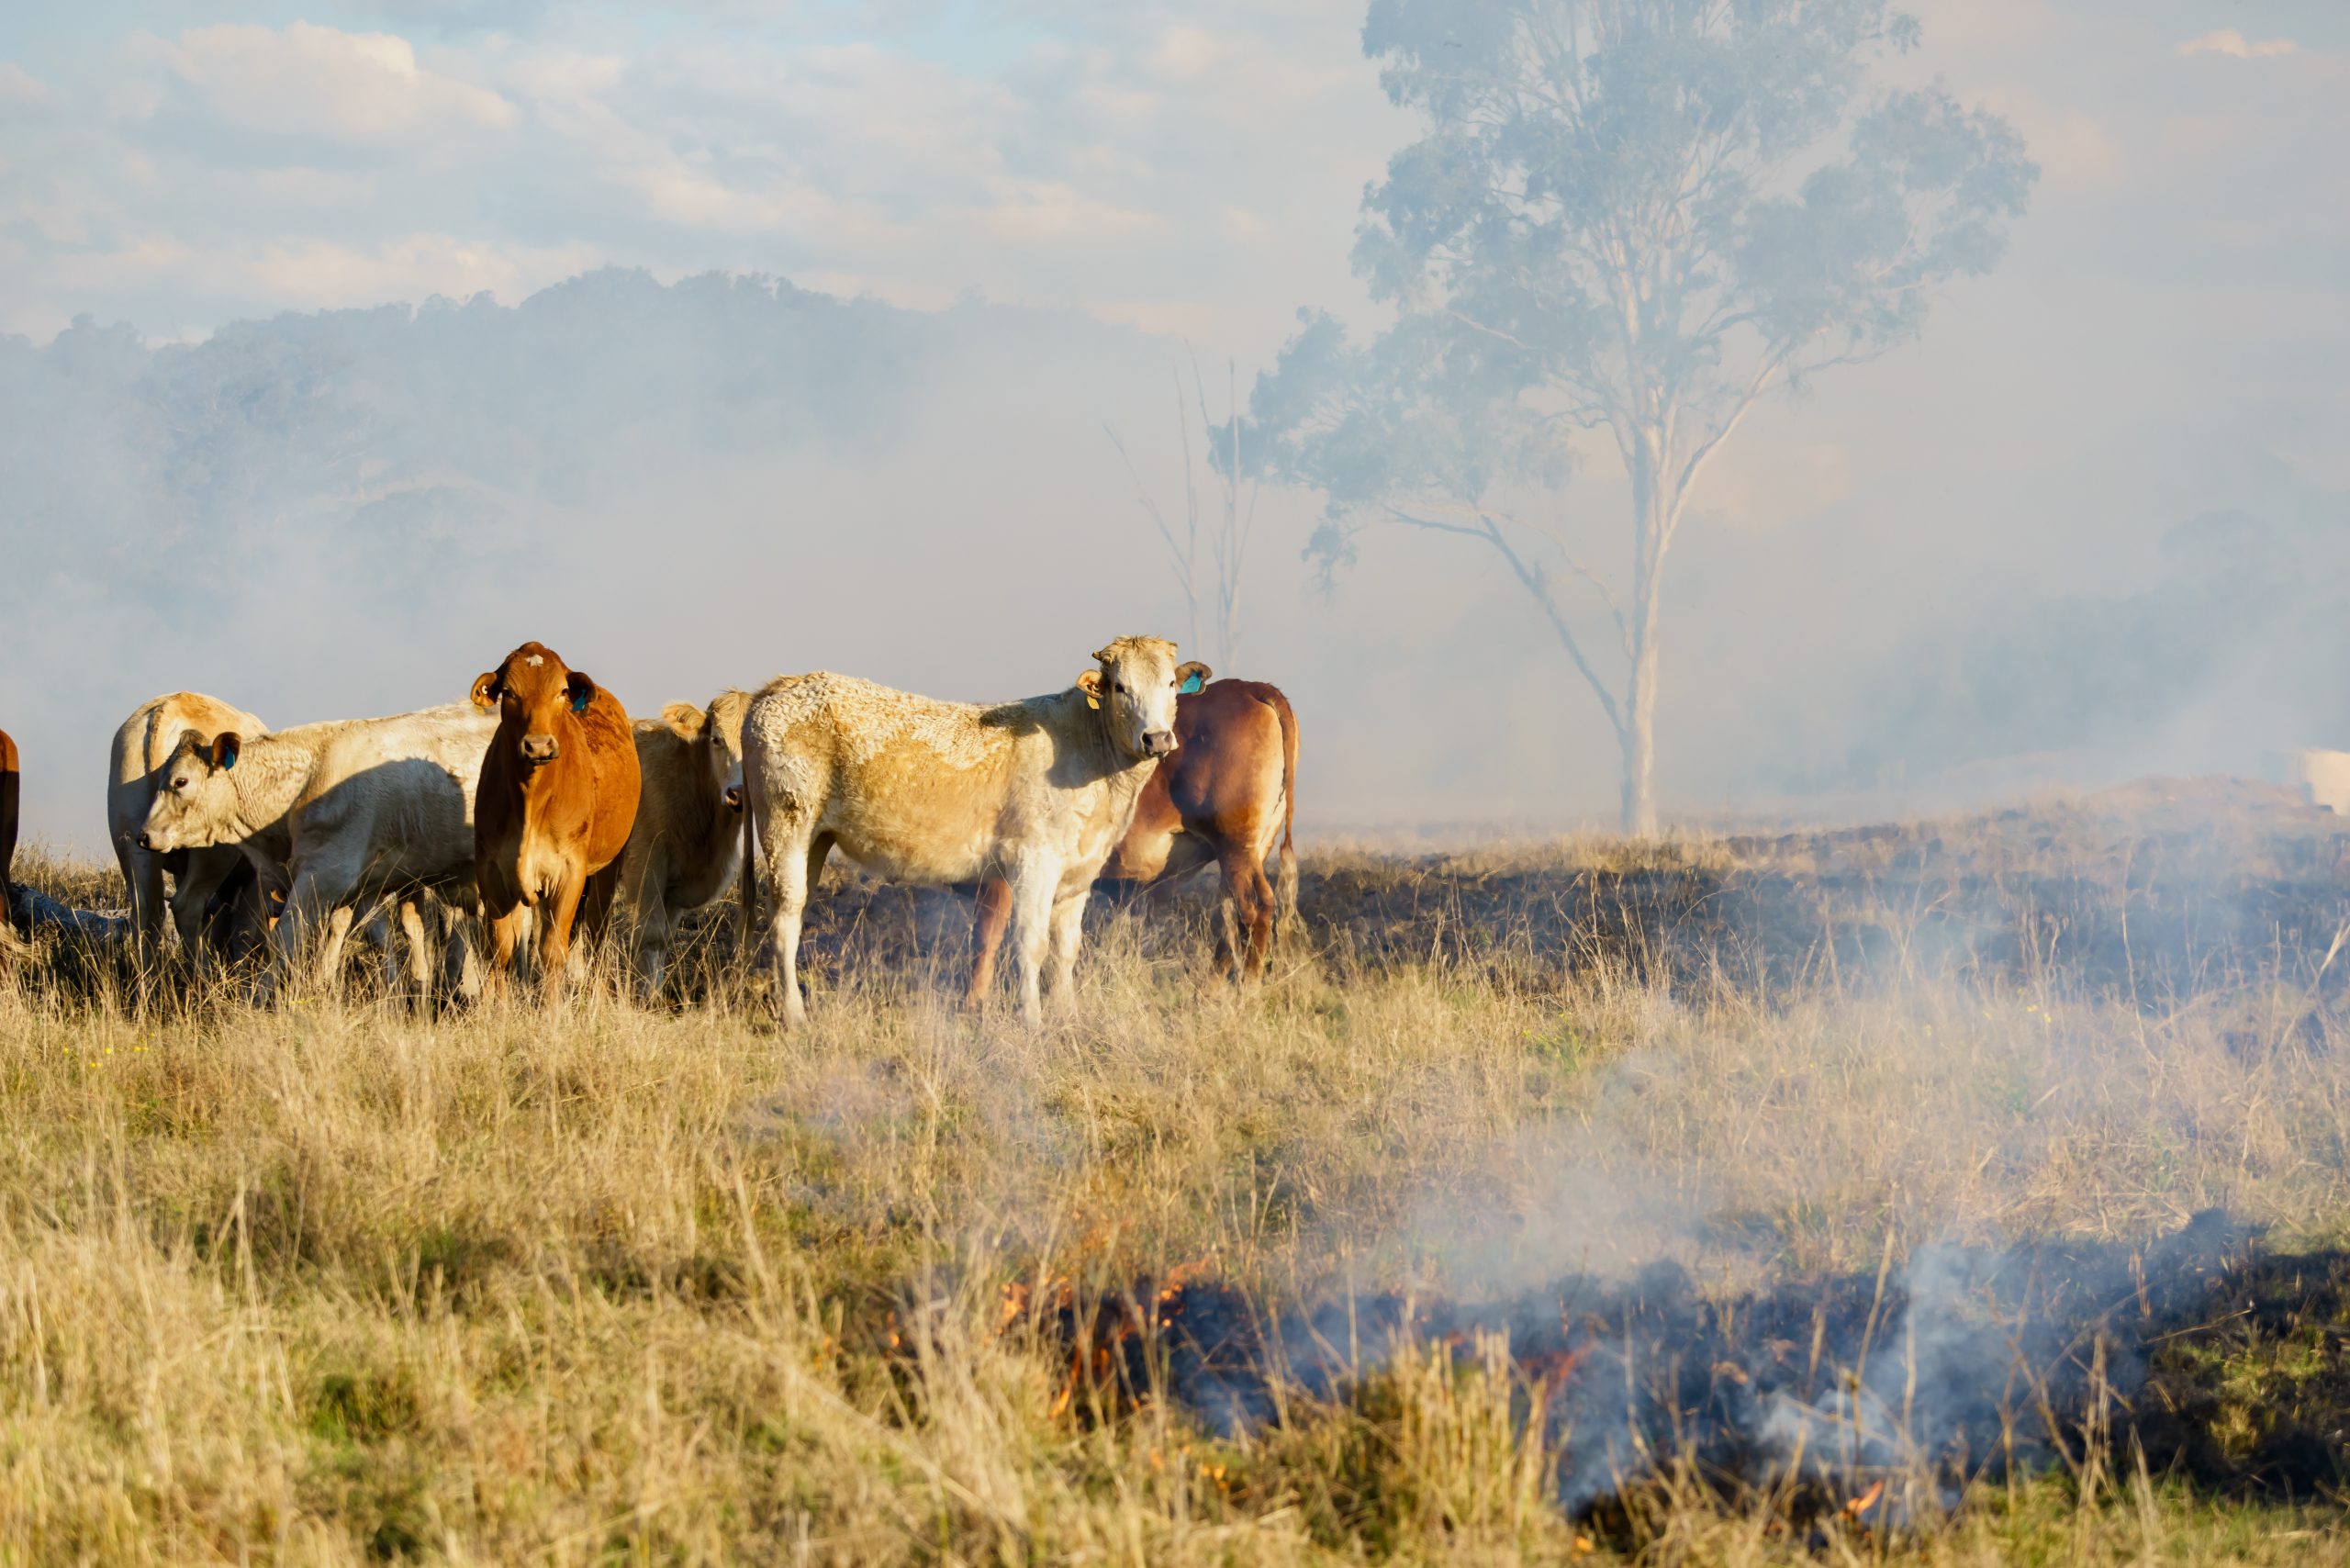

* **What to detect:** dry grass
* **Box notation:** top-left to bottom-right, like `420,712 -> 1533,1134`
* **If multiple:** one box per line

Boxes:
1,800 -> 2346,1562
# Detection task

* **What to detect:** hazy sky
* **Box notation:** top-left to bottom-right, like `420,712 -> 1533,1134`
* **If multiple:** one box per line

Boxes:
3,0 -> 2345,841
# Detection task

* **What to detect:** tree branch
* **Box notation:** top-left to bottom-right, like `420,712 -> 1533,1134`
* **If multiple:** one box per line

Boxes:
1385,502 -> 1627,739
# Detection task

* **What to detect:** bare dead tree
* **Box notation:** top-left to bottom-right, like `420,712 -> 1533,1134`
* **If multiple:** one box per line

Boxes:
1105,351 -> 1260,672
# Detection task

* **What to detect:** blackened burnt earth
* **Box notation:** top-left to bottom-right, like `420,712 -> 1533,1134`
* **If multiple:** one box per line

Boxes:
787,779 -> 2350,1004
1298,782 -> 2350,1001
1011,1213 -> 2350,1523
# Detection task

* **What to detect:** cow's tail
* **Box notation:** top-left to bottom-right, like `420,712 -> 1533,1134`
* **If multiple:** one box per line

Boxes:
1266,688 -> 1300,935
738,741 -> 762,957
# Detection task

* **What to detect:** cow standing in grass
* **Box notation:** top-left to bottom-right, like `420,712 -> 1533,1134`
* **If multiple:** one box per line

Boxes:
968,677 -> 1299,995
740,636 -> 1206,1025
107,691 -> 274,968
618,691 -> 753,998
138,703 -> 498,1001
0,727 -> 18,947
472,643 -> 642,994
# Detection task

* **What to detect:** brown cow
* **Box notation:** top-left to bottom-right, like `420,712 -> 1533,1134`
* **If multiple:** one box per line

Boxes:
968,678 -> 1298,998
1,727 -> 19,944
471,642 -> 643,992
617,690 -> 752,997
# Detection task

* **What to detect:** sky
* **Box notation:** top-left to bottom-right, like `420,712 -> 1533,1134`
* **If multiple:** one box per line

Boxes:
2,0 -> 2346,845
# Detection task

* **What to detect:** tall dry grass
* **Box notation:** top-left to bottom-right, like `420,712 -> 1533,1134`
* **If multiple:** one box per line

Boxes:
0,832 -> 2344,1562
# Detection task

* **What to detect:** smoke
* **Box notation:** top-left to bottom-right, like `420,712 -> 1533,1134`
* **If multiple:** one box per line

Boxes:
3,264 -> 2345,856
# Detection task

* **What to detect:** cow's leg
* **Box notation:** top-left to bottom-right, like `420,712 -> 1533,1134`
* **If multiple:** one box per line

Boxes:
1006,860 -> 1058,1025
119,842 -> 167,971
267,863 -> 354,1002
632,892 -> 672,1002
535,876 -> 587,1001
1043,886 -> 1090,1007
758,828 -> 821,1027
396,899 -> 431,1009
1218,846 -> 1276,980
483,899 -> 526,999
319,904 -> 359,989
439,897 -> 484,1009
965,878 -> 1013,1011
572,860 -> 624,991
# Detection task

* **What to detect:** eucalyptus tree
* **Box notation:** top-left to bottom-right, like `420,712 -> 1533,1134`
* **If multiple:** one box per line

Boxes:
1243,0 -> 2035,832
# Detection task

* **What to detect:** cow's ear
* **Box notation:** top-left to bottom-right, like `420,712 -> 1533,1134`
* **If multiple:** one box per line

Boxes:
1075,669 -> 1103,711
209,732 -> 241,771
470,673 -> 501,711
660,701 -> 704,736
566,671 -> 597,715
1176,662 -> 1211,695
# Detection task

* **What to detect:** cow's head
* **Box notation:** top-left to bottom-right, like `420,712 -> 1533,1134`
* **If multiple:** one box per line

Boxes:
1076,637 -> 1209,761
139,728 -> 244,852
661,689 -> 753,811
472,641 -> 598,767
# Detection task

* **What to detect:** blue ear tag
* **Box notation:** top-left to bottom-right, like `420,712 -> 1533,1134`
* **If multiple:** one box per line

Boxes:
221,746 -> 237,769
571,687 -> 591,714
1180,671 -> 1203,695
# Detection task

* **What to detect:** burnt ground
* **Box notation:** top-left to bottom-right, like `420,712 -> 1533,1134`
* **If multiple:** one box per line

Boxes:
788,776 -> 2350,1006
14,773 -> 2347,1010
1006,1213 -> 2350,1524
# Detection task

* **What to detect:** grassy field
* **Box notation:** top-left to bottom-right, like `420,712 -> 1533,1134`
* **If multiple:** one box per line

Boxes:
2,781 -> 2348,1563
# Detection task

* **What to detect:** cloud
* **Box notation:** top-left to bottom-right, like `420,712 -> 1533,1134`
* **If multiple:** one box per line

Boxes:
155,22 -> 518,144
70,232 -> 601,311
0,62 -> 52,113
1978,92 -> 2122,190
2177,30 -> 2298,60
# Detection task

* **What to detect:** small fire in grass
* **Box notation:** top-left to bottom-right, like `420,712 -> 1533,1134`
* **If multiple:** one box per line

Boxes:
993,1212 -> 2254,1525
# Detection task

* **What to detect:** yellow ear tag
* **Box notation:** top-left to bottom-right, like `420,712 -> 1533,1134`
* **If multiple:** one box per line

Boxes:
1085,695 -> 1101,711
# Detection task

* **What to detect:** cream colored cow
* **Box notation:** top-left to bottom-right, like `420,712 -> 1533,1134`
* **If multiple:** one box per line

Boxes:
617,689 -> 753,997
138,702 -> 499,998
741,637 -> 1207,1025
107,691 -> 271,966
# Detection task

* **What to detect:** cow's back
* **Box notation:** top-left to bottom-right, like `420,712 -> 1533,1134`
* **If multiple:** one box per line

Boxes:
627,720 -> 725,905
1108,679 -> 1292,879
108,692 -> 268,836
748,673 -> 1031,883
292,705 -> 498,887
577,691 -> 642,870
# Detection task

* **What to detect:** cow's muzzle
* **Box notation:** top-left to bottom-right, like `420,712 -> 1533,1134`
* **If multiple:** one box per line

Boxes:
723,785 -> 743,812
136,832 -> 155,852
1142,730 -> 1178,758
520,734 -> 560,764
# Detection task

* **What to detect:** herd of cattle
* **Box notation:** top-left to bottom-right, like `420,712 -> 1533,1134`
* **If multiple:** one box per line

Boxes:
0,636 -> 1300,1021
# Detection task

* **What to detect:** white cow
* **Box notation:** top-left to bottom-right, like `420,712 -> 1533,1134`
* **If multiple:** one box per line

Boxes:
138,702 -> 498,998
740,636 -> 1206,1025
107,691 -> 272,966
2292,749 -> 2350,815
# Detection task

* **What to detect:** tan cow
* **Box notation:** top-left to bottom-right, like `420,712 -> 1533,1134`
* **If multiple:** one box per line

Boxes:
471,643 -> 642,993
618,690 -> 752,997
107,691 -> 272,966
139,702 -> 498,998
741,636 -> 1206,1025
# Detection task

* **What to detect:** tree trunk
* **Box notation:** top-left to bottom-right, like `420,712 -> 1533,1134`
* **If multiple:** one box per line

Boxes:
1620,430 -> 1671,838
1619,649 -> 1659,837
